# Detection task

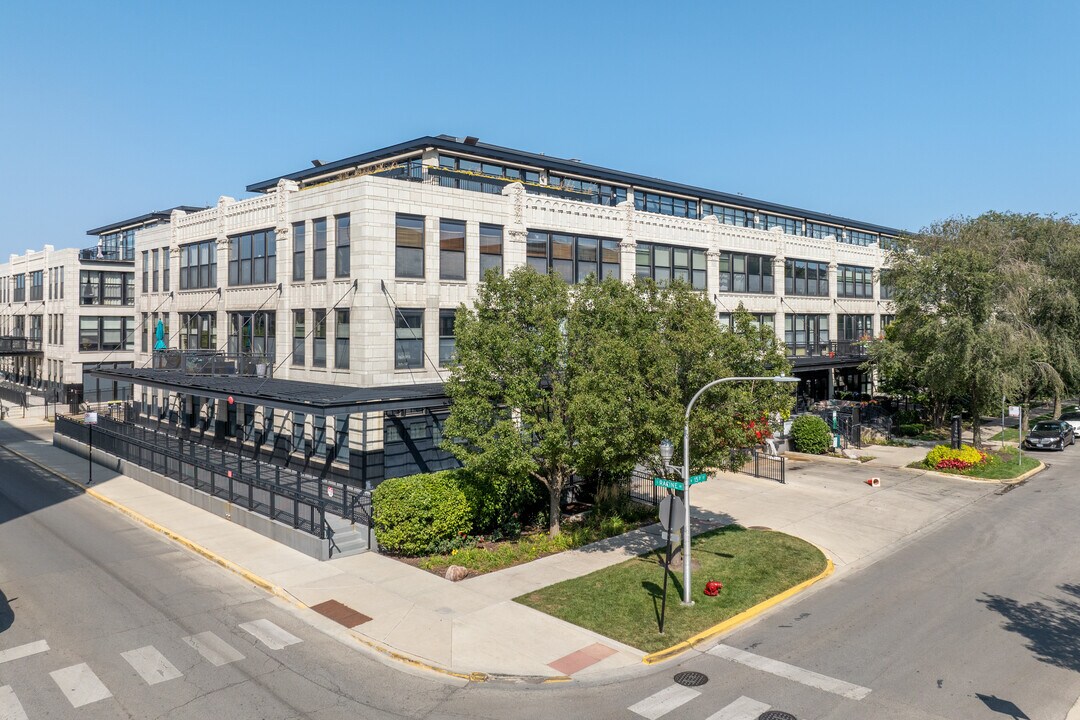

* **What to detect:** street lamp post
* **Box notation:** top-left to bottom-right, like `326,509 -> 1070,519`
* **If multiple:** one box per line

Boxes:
665,374 -> 800,606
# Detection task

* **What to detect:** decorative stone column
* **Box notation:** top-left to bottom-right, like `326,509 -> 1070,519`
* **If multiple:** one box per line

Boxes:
502,183 -> 528,271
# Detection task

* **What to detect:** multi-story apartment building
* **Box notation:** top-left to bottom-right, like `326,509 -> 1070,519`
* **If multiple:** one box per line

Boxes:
85,134 -> 899,486
0,211 -> 203,411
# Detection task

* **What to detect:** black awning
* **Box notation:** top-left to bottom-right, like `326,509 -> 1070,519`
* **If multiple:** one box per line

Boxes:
85,366 -> 447,415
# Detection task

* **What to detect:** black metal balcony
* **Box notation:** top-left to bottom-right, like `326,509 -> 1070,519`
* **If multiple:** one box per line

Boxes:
787,340 -> 868,366
0,337 -> 43,355
372,163 -> 602,203
79,246 -> 135,262
153,350 -> 274,378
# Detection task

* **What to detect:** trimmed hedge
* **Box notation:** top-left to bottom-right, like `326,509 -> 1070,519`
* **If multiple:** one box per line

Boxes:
790,415 -> 833,454
372,471 -> 472,555
898,423 -> 925,437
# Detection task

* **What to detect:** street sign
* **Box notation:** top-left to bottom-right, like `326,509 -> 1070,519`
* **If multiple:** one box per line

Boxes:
689,473 -> 708,485
658,496 -> 685,532
1008,405 -> 1021,418
327,486 -> 335,498
85,411 -> 98,425
654,477 -> 684,491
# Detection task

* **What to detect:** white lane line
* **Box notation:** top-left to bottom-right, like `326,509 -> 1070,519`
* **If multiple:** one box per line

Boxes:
705,695 -> 771,720
628,684 -> 701,719
709,644 -> 872,700
182,631 -> 245,667
238,619 -> 303,650
0,686 -> 29,720
121,645 -> 183,685
49,663 -> 112,708
0,640 -> 49,665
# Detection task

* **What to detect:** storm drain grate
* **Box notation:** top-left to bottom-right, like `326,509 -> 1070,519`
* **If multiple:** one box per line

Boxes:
757,712 -> 797,720
310,599 -> 372,628
673,671 -> 708,687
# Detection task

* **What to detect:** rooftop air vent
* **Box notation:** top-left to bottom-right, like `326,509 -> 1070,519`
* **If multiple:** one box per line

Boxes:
464,136 -> 479,145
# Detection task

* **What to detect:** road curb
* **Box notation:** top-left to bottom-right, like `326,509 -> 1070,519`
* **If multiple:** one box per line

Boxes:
899,460 -> 1046,484
641,554 -> 835,665
0,441 -> 564,685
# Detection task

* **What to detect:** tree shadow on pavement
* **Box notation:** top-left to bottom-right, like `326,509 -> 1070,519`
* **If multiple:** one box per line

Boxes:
572,507 -> 736,556
978,583 -> 1080,672
0,588 -> 14,633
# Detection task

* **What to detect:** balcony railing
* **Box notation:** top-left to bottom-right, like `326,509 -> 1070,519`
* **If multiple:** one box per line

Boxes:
0,337 -> 43,354
153,349 -> 274,378
372,164 -> 605,203
786,340 -> 869,361
79,246 -> 135,262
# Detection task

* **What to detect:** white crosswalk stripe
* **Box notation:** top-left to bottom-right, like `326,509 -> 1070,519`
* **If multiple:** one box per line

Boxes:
238,619 -> 303,650
628,684 -> 701,719
182,631 -> 245,667
705,696 -> 772,720
0,640 -> 49,665
121,645 -> 183,685
0,686 -> 28,720
49,663 -> 112,708
709,644 -> 872,700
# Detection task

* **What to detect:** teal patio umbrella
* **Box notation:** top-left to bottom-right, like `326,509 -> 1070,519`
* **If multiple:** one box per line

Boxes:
153,320 -> 167,351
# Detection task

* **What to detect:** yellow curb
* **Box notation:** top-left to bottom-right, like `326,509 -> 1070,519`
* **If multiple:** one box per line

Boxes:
642,555 -> 835,665
0,442 -> 507,684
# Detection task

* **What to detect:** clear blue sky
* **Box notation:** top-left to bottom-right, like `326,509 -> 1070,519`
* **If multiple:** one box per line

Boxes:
1,0 -> 1076,255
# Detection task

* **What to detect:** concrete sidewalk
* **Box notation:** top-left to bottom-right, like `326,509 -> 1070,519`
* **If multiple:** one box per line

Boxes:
0,418 -> 1002,681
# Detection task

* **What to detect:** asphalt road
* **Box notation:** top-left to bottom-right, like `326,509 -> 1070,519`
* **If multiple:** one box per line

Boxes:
2,427 -> 1079,719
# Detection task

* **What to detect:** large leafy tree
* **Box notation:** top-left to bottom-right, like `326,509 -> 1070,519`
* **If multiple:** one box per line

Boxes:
444,268 -> 794,536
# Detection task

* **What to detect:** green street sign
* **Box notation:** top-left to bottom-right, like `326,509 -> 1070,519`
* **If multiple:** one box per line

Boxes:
654,477 -> 685,491
689,473 -> 708,485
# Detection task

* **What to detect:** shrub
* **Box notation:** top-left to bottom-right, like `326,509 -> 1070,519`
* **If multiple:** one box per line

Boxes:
790,415 -> 833,454
894,409 -> 921,427
924,444 -> 987,471
456,467 -> 541,534
898,423 -> 925,437
372,471 -> 472,555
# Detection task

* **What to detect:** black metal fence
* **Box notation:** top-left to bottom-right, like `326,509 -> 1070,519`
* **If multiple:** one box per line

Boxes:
0,384 -> 27,408
628,467 -> 662,506
750,449 -> 787,484
55,415 -> 372,538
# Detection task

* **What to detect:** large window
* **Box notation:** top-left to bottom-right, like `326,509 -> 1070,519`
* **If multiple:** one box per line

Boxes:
837,264 -> 873,298
162,249 -> 170,291
396,214 -> 424,278
180,312 -> 217,350
527,231 -> 620,283
180,240 -> 217,290
702,203 -> 755,228
228,229 -> 277,286
152,249 -> 159,292
142,251 -> 149,292
784,314 -> 830,357
292,310 -> 305,365
293,412 -> 306,452
845,230 -> 878,246
395,309 -> 423,369
807,222 -> 843,240
79,271 -> 134,306
228,311 -> 276,359
13,274 -> 24,303
335,309 -> 349,370
335,214 -> 350,278
334,415 -> 349,462
879,269 -> 894,300
784,259 -> 830,297
439,309 -> 456,366
634,191 -> 698,219
718,252 -> 773,293
312,309 -> 326,367
718,313 -> 776,334
440,219 -> 466,280
838,314 -> 873,343
635,242 -> 705,289
549,175 -> 627,206
292,221 -> 306,281
437,155 -> 540,192
479,224 -> 503,277
29,271 -> 43,301
762,214 -> 804,236
78,316 -> 134,352
312,218 -> 327,280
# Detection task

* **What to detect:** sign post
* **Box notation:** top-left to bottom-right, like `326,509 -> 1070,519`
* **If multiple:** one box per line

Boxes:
85,411 -> 98,485
656,494 -> 685,634
1009,405 -> 1022,465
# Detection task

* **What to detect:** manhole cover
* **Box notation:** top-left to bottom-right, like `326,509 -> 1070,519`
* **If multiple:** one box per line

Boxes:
673,671 -> 708,687
757,712 -> 797,720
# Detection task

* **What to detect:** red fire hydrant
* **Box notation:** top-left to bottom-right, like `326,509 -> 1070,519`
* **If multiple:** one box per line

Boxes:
704,581 -> 723,596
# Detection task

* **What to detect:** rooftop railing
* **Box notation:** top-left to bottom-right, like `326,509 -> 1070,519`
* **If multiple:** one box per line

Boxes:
153,350 -> 275,378
79,246 -> 135,262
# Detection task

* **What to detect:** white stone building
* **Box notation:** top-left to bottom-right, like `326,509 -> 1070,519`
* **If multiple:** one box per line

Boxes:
85,134 -> 898,486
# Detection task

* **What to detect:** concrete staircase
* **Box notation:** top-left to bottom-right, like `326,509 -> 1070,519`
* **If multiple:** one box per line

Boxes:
326,514 -> 372,558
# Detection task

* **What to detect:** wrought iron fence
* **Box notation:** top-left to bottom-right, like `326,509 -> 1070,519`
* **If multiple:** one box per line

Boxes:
628,467 -> 662,506
750,449 -> 787,484
54,415 -> 375,538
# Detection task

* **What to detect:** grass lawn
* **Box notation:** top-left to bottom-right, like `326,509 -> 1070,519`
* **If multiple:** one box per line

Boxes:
988,428 -> 1021,442
515,526 -> 827,653
909,448 -> 1041,479
415,510 -> 655,576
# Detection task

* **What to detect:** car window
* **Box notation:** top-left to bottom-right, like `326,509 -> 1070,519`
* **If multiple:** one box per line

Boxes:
1033,422 -> 1062,431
